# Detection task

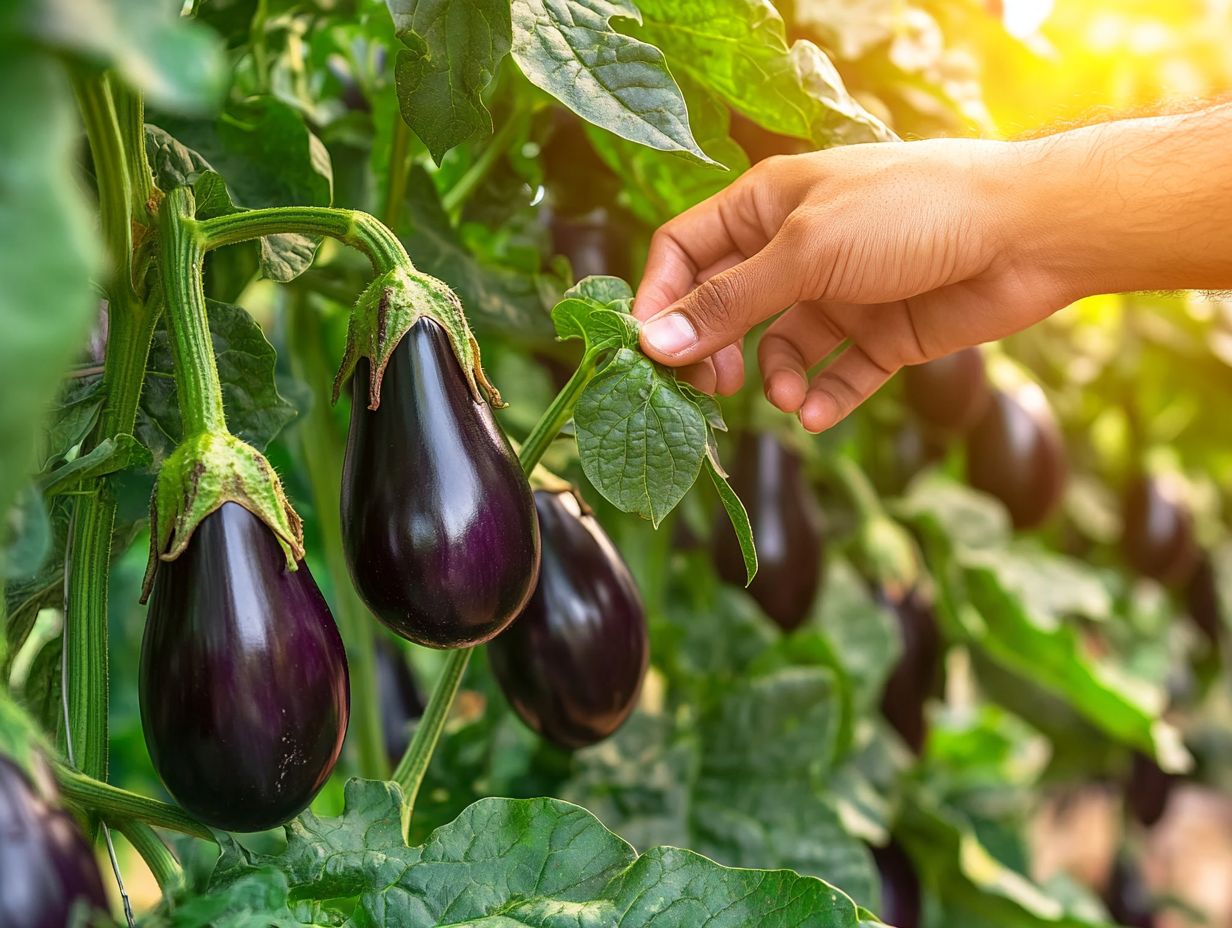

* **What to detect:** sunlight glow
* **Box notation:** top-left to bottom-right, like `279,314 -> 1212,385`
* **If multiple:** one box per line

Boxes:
1003,0 -> 1055,38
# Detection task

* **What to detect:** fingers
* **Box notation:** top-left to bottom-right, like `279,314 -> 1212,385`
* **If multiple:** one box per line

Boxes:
712,344 -> 745,395
799,343 -> 898,433
757,302 -> 846,413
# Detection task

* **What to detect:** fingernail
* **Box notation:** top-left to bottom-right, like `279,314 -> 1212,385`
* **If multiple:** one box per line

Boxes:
642,313 -> 696,356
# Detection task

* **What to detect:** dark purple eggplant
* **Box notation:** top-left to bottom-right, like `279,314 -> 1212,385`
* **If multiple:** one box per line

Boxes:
1125,751 -> 1177,828
903,347 -> 991,435
0,755 -> 108,927
341,318 -> 540,649
545,205 -> 633,282
1104,854 -> 1157,928
374,637 -> 424,765
489,490 -> 647,749
714,433 -> 825,631
872,840 -> 921,928
876,421 -> 948,496
1122,476 -> 1199,587
965,384 -> 1067,530
140,502 -> 349,832
1185,554 -> 1223,649
878,587 -> 942,754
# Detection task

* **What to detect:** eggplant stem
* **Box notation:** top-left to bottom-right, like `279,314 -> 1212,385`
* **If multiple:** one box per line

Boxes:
383,115 -> 412,231
55,764 -> 213,841
830,453 -> 886,523
116,821 -> 184,893
441,113 -> 525,217
518,351 -> 600,474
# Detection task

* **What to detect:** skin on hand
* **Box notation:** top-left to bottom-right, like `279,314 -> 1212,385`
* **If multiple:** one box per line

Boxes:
632,105 -> 1232,432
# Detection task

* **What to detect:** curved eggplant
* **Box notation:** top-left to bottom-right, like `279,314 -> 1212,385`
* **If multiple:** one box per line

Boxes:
714,433 -> 825,631
878,587 -> 943,754
140,502 -> 349,832
342,318 -> 541,649
374,637 -> 424,764
489,490 -> 647,749
1122,476 -> 1199,587
0,755 -> 108,928
965,384 -> 1067,530
872,840 -> 921,928
903,347 -> 991,435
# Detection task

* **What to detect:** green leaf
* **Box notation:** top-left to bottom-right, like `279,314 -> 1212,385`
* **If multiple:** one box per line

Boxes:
2,484 -> 51,580
705,450 -> 756,584
0,47 -> 99,523
510,0 -> 717,165
551,298 -> 640,354
574,348 -> 708,526
40,434 -> 151,496
387,0 -> 512,163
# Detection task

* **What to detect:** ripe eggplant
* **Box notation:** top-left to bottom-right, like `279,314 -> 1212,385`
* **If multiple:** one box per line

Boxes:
341,318 -> 540,649
965,383 -> 1067,530
374,637 -> 424,765
140,502 -> 349,832
1185,554 -> 1223,648
714,433 -> 825,631
903,347 -> 991,435
872,840 -> 921,928
489,490 -> 647,749
1122,476 -> 1199,587
0,755 -> 108,927
1104,854 -> 1157,928
878,587 -> 942,754
547,206 -> 633,282
1124,751 -> 1177,828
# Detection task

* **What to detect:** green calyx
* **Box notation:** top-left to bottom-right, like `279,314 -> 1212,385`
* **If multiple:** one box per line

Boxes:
140,431 -> 305,601
332,266 -> 501,410
855,514 -> 924,601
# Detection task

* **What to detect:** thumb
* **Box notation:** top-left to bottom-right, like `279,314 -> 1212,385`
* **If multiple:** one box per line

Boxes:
639,235 -> 802,366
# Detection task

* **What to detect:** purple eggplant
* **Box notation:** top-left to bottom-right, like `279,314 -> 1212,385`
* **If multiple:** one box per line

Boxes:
714,433 -> 825,631
1124,751 -> 1177,828
1104,853 -> 1157,928
341,318 -> 540,649
1185,554 -> 1223,649
140,502 -> 349,832
374,637 -> 424,765
489,490 -> 647,749
872,840 -> 921,928
1122,475 -> 1199,587
0,755 -> 108,928
878,587 -> 943,754
903,347 -> 990,436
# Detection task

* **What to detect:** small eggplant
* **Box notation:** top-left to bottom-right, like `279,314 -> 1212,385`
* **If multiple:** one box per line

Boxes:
872,840 -> 922,928
1124,751 -> 1177,828
489,490 -> 647,749
1104,853 -> 1157,928
965,383 -> 1067,530
0,755 -> 108,927
374,637 -> 424,765
878,587 -> 943,754
1122,475 -> 1199,587
714,433 -> 825,631
341,318 -> 541,649
903,347 -> 991,436
547,206 -> 633,282
1185,554 -> 1223,649
140,502 -> 349,832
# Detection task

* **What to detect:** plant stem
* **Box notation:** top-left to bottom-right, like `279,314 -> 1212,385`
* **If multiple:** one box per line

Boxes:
55,765 -> 213,840
383,116 -> 412,230
830,454 -> 885,523
109,80 -> 156,228
517,352 -> 598,473
116,821 -> 183,892
249,0 -> 271,95
159,188 -> 227,435
197,207 -> 411,275
441,115 -> 523,216
288,298 -> 386,779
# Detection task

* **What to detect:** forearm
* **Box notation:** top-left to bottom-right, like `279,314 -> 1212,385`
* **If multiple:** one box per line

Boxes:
1012,104 -> 1232,300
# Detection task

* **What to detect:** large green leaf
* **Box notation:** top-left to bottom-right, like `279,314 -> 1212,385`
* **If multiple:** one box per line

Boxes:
510,0 -> 716,164
387,0 -> 512,163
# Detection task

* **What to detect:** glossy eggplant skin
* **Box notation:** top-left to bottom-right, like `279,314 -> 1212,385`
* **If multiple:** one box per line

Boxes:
1104,854 -> 1157,928
872,841 -> 921,928
374,637 -> 424,765
0,756 -> 108,928
341,318 -> 541,649
1122,476 -> 1199,587
489,490 -> 648,749
965,385 -> 1067,530
878,587 -> 942,754
903,347 -> 991,436
140,502 -> 349,833
714,433 -> 825,631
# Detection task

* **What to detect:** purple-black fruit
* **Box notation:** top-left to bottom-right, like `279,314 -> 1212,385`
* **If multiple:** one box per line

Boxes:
1185,554 -> 1223,648
0,756 -> 108,927
872,840 -> 921,928
878,587 -> 942,754
374,637 -> 424,764
140,502 -> 349,832
903,347 -> 991,435
341,318 -> 541,649
547,206 -> 633,282
714,433 -> 825,631
1122,476 -> 1199,587
489,490 -> 647,749
965,383 -> 1067,530
1104,854 -> 1157,928
1125,751 -> 1177,828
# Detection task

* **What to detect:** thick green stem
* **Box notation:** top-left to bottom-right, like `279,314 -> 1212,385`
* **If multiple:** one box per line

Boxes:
383,116 -> 412,230
289,300 -> 386,779
518,353 -> 599,473
159,188 -> 227,435
830,454 -> 886,524
116,821 -> 183,892
441,115 -> 524,216
56,765 -> 213,840
109,80 -> 156,226
197,207 -> 411,275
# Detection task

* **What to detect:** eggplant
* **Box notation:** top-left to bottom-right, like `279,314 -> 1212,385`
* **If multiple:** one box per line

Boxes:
965,384 -> 1067,530
1124,751 -> 1177,828
0,755 -> 108,928
341,318 -> 541,649
878,587 -> 943,754
547,206 -> 634,282
374,637 -> 424,765
1122,476 -> 1199,587
140,502 -> 349,832
872,840 -> 921,928
876,422 -> 947,496
1185,554 -> 1223,648
714,433 -> 825,631
489,490 -> 647,749
1104,854 -> 1157,928
903,347 -> 991,435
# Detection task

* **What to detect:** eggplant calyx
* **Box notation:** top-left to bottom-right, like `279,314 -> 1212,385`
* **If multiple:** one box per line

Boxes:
856,515 -> 925,601
140,431 -> 305,602
331,266 -> 502,410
